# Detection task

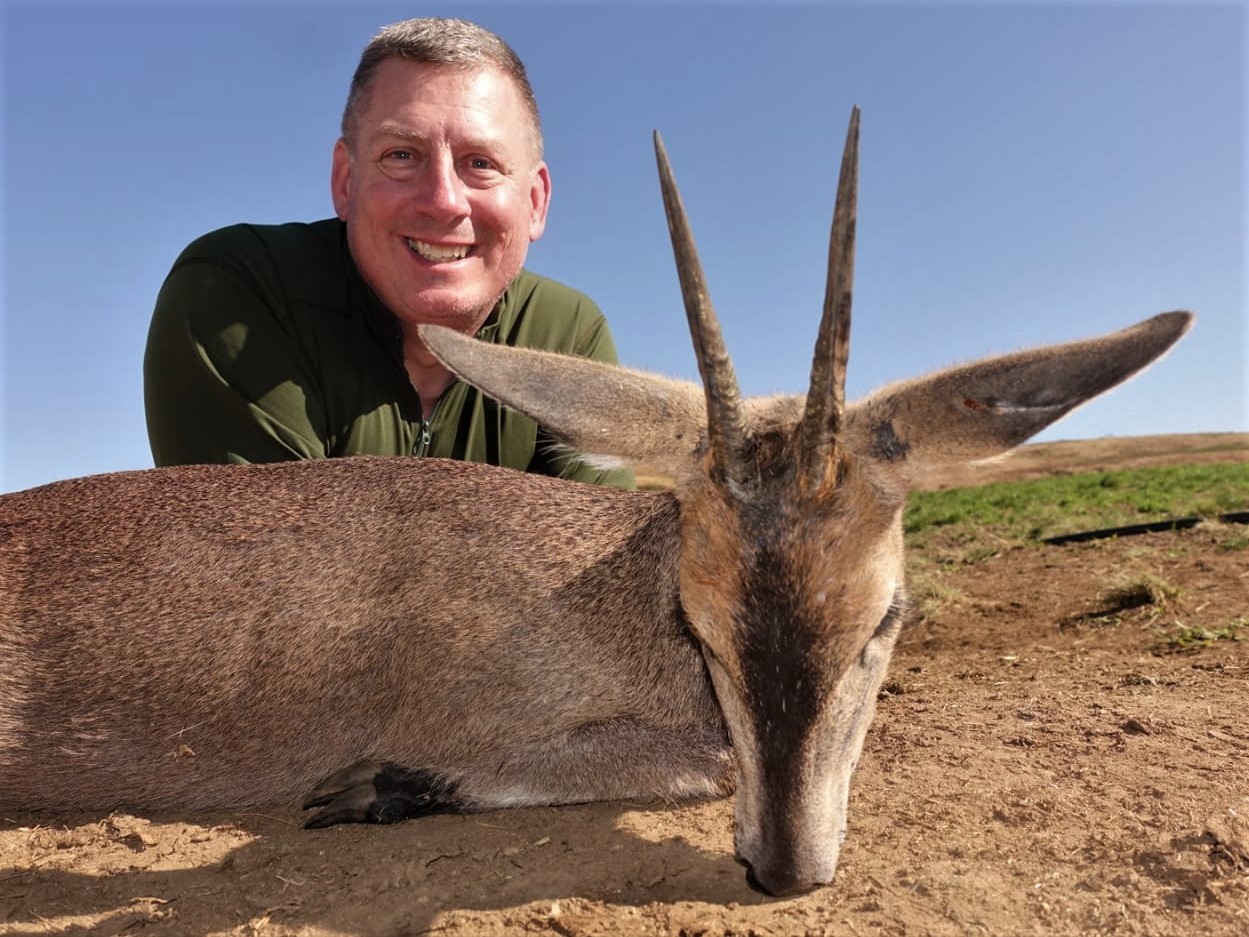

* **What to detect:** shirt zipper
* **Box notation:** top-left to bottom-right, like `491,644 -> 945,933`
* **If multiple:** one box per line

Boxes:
414,416 -> 433,457
413,385 -> 450,457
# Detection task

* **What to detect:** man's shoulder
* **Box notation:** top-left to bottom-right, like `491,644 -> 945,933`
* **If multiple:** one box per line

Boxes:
502,269 -> 606,331
169,219 -> 351,312
506,268 -> 600,314
497,269 -> 615,359
175,219 -> 345,271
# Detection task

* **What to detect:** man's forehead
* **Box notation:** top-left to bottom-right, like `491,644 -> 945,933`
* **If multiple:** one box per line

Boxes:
369,58 -> 520,107
358,59 -> 538,157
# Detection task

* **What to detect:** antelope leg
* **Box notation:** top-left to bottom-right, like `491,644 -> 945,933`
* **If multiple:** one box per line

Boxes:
302,761 -> 461,828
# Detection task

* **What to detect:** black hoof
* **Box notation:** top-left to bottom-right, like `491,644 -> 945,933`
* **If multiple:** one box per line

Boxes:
302,760 -> 461,829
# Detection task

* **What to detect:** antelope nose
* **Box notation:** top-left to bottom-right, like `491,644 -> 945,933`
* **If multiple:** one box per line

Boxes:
739,858 -> 822,898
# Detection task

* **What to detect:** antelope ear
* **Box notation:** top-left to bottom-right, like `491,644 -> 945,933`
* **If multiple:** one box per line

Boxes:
846,312 -> 1193,479
418,324 -> 707,476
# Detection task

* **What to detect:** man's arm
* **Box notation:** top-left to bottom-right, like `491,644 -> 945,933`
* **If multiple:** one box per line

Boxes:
144,247 -> 330,466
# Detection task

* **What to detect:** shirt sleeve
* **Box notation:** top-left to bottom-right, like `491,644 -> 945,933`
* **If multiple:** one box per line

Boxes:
143,252 -> 329,466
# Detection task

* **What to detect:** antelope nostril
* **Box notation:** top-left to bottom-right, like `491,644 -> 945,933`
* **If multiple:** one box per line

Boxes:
743,863 -> 770,895
741,861 -> 821,898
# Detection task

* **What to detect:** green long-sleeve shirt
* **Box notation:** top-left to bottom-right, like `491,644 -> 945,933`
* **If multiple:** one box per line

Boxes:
144,219 -> 634,488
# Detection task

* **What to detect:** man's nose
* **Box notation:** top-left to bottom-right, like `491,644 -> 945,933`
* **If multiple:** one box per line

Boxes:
414,154 -> 470,221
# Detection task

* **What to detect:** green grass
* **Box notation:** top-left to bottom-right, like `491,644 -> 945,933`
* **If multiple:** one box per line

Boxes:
1216,531 -> 1249,552
1159,619 -> 1248,652
904,462 -> 1249,552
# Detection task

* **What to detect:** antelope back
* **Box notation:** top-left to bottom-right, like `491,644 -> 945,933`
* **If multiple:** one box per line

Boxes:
421,108 -> 1193,895
0,458 -> 717,811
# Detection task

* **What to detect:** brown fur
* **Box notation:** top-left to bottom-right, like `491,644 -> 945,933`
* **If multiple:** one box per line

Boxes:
0,459 -> 730,810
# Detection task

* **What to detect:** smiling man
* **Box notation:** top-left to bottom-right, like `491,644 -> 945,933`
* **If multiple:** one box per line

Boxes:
144,18 -> 633,487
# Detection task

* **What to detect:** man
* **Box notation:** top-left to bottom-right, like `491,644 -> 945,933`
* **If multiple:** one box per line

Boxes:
144,17 -> 633,488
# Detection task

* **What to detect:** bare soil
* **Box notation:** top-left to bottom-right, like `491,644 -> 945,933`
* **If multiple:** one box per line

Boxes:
3,433 -> 1246,936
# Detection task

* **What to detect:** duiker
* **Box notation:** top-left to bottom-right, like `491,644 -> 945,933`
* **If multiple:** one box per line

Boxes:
0,110 -> 1190,896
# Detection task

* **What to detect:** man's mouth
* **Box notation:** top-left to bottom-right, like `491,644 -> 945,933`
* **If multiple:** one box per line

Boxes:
406,238 -> 471,263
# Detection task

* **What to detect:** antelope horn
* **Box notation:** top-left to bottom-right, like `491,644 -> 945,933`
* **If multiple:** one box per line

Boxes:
653,131 -> 753,489
798,107 -> 860,490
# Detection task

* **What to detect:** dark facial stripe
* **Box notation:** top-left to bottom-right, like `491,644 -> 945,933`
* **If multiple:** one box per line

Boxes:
734,536 -> 825,859
736,565 -> 903,862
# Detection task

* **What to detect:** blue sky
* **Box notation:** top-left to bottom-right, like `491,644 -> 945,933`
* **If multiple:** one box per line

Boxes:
3,0 -> 1244,493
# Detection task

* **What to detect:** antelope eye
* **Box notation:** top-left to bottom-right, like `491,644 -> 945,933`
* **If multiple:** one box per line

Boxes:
871,602 -> 905,642
859,598 -> 907,666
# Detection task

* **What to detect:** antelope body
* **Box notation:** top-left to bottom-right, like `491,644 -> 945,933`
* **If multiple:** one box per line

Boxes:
0,112 -> 1191,896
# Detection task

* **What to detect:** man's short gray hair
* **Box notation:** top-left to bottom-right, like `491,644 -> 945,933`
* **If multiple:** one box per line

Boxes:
342,17 -> 543,158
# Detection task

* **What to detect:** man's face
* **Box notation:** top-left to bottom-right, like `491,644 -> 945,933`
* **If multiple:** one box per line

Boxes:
331,59 -> 550,335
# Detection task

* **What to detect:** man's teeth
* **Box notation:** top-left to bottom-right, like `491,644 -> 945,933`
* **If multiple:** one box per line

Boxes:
406,239 -> 469,262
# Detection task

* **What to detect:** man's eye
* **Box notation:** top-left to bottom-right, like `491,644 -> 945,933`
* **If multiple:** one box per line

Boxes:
467,157 -> 495,171
383,149 -> 414,161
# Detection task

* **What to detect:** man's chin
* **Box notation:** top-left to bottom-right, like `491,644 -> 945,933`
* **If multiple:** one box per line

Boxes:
391,293 -> 500,335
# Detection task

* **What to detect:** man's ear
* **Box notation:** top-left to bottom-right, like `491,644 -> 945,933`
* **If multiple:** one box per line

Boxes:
330,138 -> 353,221
528,161 -> 552,242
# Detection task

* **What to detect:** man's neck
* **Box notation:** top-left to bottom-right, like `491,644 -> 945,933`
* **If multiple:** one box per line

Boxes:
394,303 -> 500,421
402,346 -> 456,420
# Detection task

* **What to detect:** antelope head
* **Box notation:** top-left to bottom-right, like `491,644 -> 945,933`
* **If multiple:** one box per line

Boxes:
419,109 -> 1192,896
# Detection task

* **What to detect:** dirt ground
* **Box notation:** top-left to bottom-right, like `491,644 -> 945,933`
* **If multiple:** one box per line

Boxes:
2,434 -> 1246,936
